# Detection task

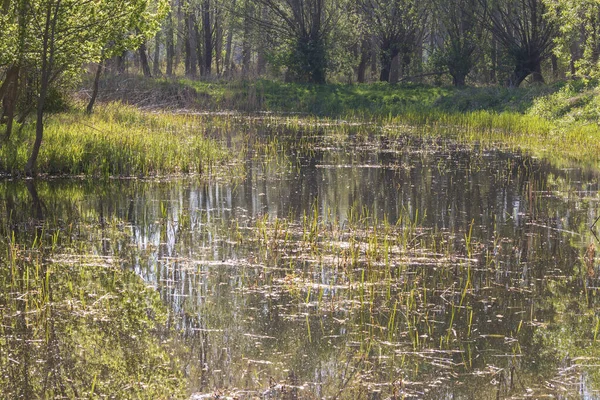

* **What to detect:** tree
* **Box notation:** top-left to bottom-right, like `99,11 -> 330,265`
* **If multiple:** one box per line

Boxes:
87,3 -> 167,114
0,0 -> 167,175
544,0 -> 600,77
254,0 -> 340,83
184,0 -> 199,76
433,0 -> 484,86
357,0 -> 428,82
484,0 -> 557,87
201,0 -> 213,75
0,0 -> 32,142
165,7 -> 176,76
222,0 -> 238,75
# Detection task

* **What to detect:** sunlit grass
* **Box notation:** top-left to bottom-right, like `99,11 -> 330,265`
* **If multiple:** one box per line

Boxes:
385,109 -> 599,167
0,102 -> 241,177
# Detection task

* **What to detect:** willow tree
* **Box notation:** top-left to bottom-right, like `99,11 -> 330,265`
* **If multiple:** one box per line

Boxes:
484,0 -> 557,86
433,0 -> 484,86
357,0 -> 428,82
254,0 -> 340,83
0,0 -> 166,175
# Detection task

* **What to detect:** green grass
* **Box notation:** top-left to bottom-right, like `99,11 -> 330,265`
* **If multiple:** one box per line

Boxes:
0,103 -> 240,177
180,79 -> 452,116
103,75 -> 568,115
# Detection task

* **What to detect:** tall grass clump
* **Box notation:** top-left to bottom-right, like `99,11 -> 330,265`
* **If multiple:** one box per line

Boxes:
0,102 -> 239,177
385,106 -> 600,167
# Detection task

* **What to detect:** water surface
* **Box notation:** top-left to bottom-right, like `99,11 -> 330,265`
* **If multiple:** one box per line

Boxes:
1,123 -> 600,399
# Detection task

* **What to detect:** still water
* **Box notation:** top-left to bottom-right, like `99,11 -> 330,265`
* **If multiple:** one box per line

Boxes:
1,123 -> 600,399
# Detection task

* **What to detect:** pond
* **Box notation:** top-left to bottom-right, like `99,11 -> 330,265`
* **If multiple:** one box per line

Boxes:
1,119 -> 600,399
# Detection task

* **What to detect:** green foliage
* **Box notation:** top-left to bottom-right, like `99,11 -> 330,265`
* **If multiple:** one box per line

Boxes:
357,0 -> 426,82
43,87 -> 72,114
433,85 -> 562,113
544,0 -> 600,77
256,0 -> 340,83
431,0 -> 483,86
286,37 -> 328,84
529,79 -> 600,123
0,0 -> 169,174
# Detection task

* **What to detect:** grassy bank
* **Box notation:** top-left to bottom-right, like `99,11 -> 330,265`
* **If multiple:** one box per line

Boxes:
390,81 -> 600,167
86,75 -> 600,167
0,103 -> 240,177
91,74 -> 578,116
2,76 -> 598,177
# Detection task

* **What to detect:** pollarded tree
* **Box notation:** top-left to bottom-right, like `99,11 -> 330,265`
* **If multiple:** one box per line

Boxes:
254,0 -> 341,83
0,0 -> 166,175
484,0 -> 558,87
357,0 -> 428,83
433,0 -> 485,86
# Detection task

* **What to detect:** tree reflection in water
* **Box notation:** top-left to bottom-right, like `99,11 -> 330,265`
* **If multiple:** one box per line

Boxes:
1,127 -> 600,398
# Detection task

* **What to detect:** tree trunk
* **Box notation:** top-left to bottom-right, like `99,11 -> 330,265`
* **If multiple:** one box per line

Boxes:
357,39 -> 369,83
400,52 -> 411,79
86,60 -> 103,114
379,51 -> 393,82
116,52 -> 126,74
292,36 -> 326,83
224,0 -> 237,75
531,63 -> 544,83
241,0 -> 252,77
175,0 -> 184,72
389,54 -> 400,84
507,69 -> 528,87
490,39 -> 497,84
186,10 -> 198,77
26,0 -> 56,177
256,5 -> 268,75
380,65 -> 390,82
202,0 -> 212,76
507,59 -> 542,87
214,11 -> 222,75
452,73 -> 466,87
591,26 -> 599,65
139,40 -> 152,77
166,11 -> 175,76
196,25 -> 203,76
551,54 -> 559,80
1,65 -> 19,141
448,49 -> 471,87
26,87 -> 46,176
153,30 -> 161,76
379,42 -> 398,82
505,47 -> 545,87
370,36 -> 377,80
